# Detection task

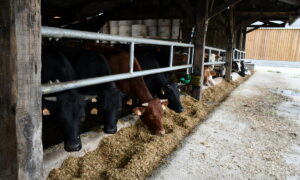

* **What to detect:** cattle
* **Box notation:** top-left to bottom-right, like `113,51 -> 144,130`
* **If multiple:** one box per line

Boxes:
119,45 -> 183,113
82,43 -> 168,135
70,50 -> 124,134
239,60 -> 251,77
42,47 -> 86,152
232,60 -> 250,77
203,66 -> 217,86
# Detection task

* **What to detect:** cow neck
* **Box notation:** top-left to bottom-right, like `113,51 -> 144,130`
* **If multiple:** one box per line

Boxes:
131,77 -> 153,103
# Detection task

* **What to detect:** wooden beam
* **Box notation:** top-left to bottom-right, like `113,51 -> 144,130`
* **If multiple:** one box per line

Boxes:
237,11 -> 298,17
0,0 -> 43,179
246,27 -> 260,34
248,23 -> 286,27
192,0 -> 209,100
208,0 -> 243,19
225,7 -> 235,82
242,28 -> 247,51
236,29 -> 243,49
235,17 -> 260,31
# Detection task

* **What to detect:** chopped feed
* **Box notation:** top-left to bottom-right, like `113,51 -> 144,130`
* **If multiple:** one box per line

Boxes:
48,77 -> 248,180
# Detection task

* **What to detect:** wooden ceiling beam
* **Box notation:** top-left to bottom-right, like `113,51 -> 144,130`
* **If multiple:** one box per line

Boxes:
237,11 -> 298,17
208,0 -> 244,19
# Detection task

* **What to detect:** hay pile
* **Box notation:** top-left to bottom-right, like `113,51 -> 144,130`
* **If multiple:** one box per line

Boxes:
48,77 -> 247,180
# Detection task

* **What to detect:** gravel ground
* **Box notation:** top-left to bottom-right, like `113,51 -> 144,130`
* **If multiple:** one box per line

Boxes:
149,66 -> 300,180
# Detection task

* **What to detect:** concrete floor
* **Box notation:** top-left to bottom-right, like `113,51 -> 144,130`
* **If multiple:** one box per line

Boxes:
149,66 -> 300,180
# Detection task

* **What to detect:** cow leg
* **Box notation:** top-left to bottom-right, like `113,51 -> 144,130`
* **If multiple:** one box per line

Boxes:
208,76 -> 216,86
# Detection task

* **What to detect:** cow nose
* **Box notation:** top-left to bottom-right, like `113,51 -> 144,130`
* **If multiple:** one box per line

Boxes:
64,138 -> 82,152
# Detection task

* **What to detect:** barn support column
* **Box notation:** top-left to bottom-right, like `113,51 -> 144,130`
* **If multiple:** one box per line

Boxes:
191,0 -> 209,100
242,28 -> 247,51
236,29 -> 243,49
0,0 -> 43,179
225,7 -> 235,82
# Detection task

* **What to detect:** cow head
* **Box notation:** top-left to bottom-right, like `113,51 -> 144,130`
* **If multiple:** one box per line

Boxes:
55,91 -> 86,152
160,83 -> 183,113
232,61 -> 241,73
133,98 -> 168,135
97,87 -> 124,134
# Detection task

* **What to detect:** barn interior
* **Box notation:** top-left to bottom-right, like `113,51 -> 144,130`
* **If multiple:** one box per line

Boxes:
1,0 -> 300,179
40,0 -> 300,148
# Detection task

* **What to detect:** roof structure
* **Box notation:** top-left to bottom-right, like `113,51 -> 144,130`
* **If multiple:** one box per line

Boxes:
42,0 -> 300,31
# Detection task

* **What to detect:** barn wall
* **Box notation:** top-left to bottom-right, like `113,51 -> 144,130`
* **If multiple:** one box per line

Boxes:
245,28 -> 300,61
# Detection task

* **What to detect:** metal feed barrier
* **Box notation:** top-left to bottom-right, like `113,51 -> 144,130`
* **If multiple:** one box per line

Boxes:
203,46 -> 226,66
41,26 -> 195,95
233,49 -> 246,61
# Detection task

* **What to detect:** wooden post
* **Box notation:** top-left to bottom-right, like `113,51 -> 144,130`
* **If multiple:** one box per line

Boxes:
225,7 -> 235,82
236,29 -> 243,49
242,28 -> 247,51
191,0 -> 209,100
0,0 -> 43,179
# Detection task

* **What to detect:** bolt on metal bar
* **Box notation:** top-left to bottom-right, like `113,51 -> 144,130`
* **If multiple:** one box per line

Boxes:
129,42 -> 135,73
42,65 -> 192,94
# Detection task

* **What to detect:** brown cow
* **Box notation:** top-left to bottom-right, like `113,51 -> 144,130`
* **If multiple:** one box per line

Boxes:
83,43 -> 168,135
203,66 -> 217,86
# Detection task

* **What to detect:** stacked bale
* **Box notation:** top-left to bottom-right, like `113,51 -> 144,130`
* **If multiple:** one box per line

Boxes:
158,19 -> 171,39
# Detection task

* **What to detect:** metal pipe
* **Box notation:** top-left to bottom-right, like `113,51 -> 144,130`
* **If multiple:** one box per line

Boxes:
42,65 -> 192,94
190,47 -> 195,73
204,62 -> 226,66
205,46 -> 226,52
169,45 -> 174,67
42,26 -> 194,48
186,48 -> 191,74
129,42 -> 135,73
208,49 -> 212,62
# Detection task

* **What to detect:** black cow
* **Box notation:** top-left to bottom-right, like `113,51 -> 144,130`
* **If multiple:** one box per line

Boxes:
70,50 -> 124,134
134,46 -> 183,113
42,48 -> 86,152
232,60 -> 249,77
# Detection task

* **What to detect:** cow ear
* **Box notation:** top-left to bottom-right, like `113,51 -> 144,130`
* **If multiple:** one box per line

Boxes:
42,108 -> 50,116
126,98 -> 133,106
133,107 -> 145,116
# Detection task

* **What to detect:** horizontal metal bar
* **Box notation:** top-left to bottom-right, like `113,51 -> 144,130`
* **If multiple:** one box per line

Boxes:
42,65 -> 192,94
42,26 -> 194,48
204,62 -> 226,66
205,46 -> 226,52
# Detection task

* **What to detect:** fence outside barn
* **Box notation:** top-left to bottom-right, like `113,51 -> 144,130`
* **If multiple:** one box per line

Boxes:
245,28 -> 300,61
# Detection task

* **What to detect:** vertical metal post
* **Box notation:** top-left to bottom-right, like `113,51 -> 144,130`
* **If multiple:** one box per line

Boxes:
186,47 -> 191,74
218,51 -> 221,62
208,49 -> 212,62
129,42 -> 135,73
190,47 -> 195,73
169,45 -> 174,67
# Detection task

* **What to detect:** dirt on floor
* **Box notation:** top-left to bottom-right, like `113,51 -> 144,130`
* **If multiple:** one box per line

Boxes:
47,77 -> 248,180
